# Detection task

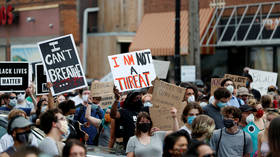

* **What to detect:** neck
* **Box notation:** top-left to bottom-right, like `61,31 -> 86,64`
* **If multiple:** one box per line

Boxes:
185,123 -> 191,129
226,126 -> 239,134
140,132 -> 149,137
47,129 -> 62,142
13,140 -> 22,148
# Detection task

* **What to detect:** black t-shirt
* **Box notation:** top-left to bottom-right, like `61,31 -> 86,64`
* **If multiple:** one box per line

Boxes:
203,104 -> 224,129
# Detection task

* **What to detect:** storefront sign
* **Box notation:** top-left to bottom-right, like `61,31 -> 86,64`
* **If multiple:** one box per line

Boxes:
0,5 -> 15,25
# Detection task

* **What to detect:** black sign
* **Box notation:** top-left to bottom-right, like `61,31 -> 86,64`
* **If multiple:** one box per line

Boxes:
0,62 -> 30,92
35,63 -> 49,95
37,34 -> 87,95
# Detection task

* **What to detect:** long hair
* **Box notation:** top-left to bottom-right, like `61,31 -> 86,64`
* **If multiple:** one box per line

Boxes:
268,117 -> 280,157
135,112 -> 153,137
191,115 -> 215,139
181,102 -> 202,123
62,139 -> 87,157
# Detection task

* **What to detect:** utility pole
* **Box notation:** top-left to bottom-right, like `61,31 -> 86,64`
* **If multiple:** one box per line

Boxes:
174,0 -> 181,85
188,0 -> 201,79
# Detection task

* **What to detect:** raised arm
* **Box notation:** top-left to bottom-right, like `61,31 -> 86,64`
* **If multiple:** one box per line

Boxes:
85,103 -> 101,128
166,107 -> 179,136
46,82 -> 55,109
108,118 -> 116,148
110,86 -> 121,119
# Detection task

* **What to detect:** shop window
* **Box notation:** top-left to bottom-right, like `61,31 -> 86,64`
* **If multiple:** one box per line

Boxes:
0,46 -> 6,61
250,47 -> 273,72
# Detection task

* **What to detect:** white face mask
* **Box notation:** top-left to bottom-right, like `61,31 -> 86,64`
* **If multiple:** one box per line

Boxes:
82,94 -> 89,102
144,102 -> 153,107
187,95 -> 195,103
199,102 -> 208,107
41,105 -> 47,113
58,119 -> 69,135
226,85 -> 234,94
66,114 -> 75,121
17,94 -> 25,102
246,113 -> 254,124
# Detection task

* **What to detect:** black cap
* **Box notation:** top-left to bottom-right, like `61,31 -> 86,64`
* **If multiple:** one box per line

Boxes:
239,105 -> 255,112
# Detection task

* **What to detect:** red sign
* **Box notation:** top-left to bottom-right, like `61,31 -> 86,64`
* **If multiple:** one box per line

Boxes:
0,5 -> 14,25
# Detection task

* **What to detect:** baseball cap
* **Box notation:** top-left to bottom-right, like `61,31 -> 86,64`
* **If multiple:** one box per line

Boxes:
9,116 -> 33,132
237,87 -> 251,96
239,105 -> 256,112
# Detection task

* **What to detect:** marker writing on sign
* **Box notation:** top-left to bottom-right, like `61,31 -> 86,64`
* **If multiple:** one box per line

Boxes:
111,51 -> 151,68
115,72 -> 150,90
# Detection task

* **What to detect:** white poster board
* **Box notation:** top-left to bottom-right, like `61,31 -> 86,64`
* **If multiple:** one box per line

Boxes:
153,60 -> 170,79
108,49 -> 156,92
181,65 -> 196,82
249,69 -> 278,95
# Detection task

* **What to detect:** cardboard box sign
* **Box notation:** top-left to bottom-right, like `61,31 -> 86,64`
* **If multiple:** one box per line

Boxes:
37,34 -> 88,96
108,49 -> 156,92
150,80 -> 186,130
210,78 -> 223,96
91,82 -> 115,109
224,74 -> 247,89
35,63 -> 49,95
0,62 -> 30,92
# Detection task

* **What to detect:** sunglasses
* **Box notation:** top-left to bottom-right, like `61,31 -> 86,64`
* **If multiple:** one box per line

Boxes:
203,153 -> 216,157
10,96 -> 16,99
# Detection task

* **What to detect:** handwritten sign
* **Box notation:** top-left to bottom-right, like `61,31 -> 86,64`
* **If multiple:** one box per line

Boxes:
37,34 -> 88,96
35,63 -> 49,95
224,74 -> 247,89
108,49 -> 156,92
181,65 -> 196,82
153,60 -> 170,79
210,78 -> 223,96
150,80 -> 185,130
249,69 -> 278,95
91,82 -> 115,109
0,62 -> 30,92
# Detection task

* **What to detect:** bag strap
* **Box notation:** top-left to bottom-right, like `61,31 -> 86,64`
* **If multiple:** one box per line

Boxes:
216,128 -> 223,154
243,130 -> 246,155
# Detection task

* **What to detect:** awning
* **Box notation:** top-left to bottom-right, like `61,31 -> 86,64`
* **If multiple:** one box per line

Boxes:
129,8 -> 214,56
201,1 -> 280,47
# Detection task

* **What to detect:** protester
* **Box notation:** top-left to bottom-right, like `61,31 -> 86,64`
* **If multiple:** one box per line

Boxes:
239,105 -> 255,128
39,108 -> 68,156
11,146 -> 41,157
142,93 -> 153,107
71,88 -> 86,106
210,106 -> 253,157
126,108 -> 179,157
57,94 -> 66,104
180,82 -> 198,103
203,87 -> 231,129
183,141 -> 215,157
162,130 -> 190,157
0,93 -> 16,112
62,139 -> 86,157
267,117 -> 280,157
74,89 -> 104,145
180,102 -> 203,135
237,87 -> 252,105
0,116 -> 34,157
191,115 -> 215,143
221,78 -> 244,107
257,108 -> 280,157
244,73 -> 261,101
260,95 -> 273,109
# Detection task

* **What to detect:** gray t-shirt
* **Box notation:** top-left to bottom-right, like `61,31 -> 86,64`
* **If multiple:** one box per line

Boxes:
38,137 -> 62,156
210,128 -> 253,157
98,126 -> 110,147
126,131 -> 166,157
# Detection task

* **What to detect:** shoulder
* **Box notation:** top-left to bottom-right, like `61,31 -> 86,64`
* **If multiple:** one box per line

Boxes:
127,136 -> 137,143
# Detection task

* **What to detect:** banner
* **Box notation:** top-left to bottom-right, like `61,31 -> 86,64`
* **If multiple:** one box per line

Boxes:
37,34 -> 88,95
249,69 -> 278,95
0,62 -> 30,92
210,78 -> 223,96
181,65 -> 196,82
224,74 -> 247,89
91,82 -> 114,109
153,60 -> 170,79
108,49 -> 156,92
150,80 -> 186,130
35,63 -> 49,95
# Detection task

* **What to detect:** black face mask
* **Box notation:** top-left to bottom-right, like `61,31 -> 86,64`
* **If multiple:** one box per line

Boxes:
223,119 -> 235,128
137,122 -> 151,133
16,130 -> 32,144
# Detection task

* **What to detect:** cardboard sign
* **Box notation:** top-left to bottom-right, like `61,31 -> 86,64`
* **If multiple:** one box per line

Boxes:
249,69 -> 278,95
108,49 -> 156,92
153,60 -> 170,79
91,82 -> 115,109
150,80 -> 186,130
224,74 -> 247,89
181,65 -> 196,82
0,62 -> 30,92
210,78 -> 223,96
35,63 -> 49,95
37,34 -> 88,96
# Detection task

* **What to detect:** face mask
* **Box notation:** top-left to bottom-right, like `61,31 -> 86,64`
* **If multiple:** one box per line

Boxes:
199,102 -> 207,108
82,94 -> 89,102
187,95 -> 195,103
104,113 -> 111,123
256,109 -> 264,118
16,130 -> 32,144
58,120 -> 69,135
223,119 -> 235,128
9,98 -> 17,107
217,101 -> 227,108
187,116 -> 196,125
66,114 -> 74,121
17,94 -> 25,102
62,126 -> 70,141
246,113 -> 254,124
41,105 -> 47,113
137,122 -> 151,133
144,102 -> 153,107
226,85 -> 234,94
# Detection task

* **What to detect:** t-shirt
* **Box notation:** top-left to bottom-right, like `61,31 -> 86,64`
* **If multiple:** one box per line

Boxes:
210,128 -> 253,157
126,131 -> 166,157
227,96 -> 244,108
98,125 -> 111,147
38,137 -> 62,156
71,95 -> 83,106
243,122 -> 262,157
179,125 -> 191,136
203,104 -> 224,129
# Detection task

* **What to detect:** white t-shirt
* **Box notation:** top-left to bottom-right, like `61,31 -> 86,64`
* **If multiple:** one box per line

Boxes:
71,95 -> 83,106
180,125 -> 192,136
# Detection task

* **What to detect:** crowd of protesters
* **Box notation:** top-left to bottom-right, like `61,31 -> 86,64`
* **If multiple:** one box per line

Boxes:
0,67 -> 280,157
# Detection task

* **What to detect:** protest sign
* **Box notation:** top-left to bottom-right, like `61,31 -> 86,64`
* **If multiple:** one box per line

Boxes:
108,49 -> 156,92
91,81 -> 115,109
0,62 -> 30,92
150,80 -> 185,130
210,78 -> 223,96
37,34 -> 87,96
181,65 -> 196,82
224,74 -> 247,89
153,60 -> 170,79
35,63 -> 49,95
249,69 -> 278,95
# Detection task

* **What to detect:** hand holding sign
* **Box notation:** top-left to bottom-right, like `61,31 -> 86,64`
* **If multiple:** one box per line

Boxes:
113,86 -> 120,101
